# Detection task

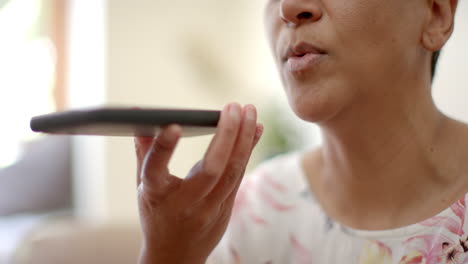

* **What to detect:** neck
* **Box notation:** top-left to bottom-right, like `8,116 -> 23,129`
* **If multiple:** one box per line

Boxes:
309,80 -> 466,229
320,87 -> 444,183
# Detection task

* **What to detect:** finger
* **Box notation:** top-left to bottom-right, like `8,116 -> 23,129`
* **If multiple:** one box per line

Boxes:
224,124 -> 264,203
200,122 -> 264,222
140,124 -> 182,195
252,123 -> 264,149
208,107 -> 262,203
181,103 -> 242,201
135,136 -> 155,186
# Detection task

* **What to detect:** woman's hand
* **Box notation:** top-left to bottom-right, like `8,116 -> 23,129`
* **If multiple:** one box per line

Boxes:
135,103 -> 263,264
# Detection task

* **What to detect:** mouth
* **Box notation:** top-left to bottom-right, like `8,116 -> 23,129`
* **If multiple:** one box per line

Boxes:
282,42 -> 327,73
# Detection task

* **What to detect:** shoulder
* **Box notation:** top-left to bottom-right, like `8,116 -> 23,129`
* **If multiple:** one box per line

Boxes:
245,151 -> 308,193
444,118 -> 468,191
230,151 -> 322,232
210,152 -> 325,263
234,151 -> 307,216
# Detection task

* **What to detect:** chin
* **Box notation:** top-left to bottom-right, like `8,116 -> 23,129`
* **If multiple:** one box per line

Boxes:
285,83 -> 350,124
288,96 -> 336,124
281,64 -> 357,124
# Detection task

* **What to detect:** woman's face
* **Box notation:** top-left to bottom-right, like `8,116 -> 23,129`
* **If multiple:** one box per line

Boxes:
265,0 -> 430,122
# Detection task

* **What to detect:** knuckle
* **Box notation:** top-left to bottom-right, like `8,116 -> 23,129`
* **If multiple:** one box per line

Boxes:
201,163 -> 220,179
194,212 -> 214,228
223,127 -> 237,138
224,168 -> 240,185
138,185 -> 162,211
219,205 -> 232,222
139,177 -> 172,202
180,208 -> 216,229
154,137 -> 173,151
241,126 -> 257,143
223,122 -> 239,136
141,170 -> 160,186
227,163 -> 244,176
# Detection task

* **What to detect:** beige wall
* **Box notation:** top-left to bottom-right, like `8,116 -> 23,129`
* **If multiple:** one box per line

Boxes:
433,0 -> 468,123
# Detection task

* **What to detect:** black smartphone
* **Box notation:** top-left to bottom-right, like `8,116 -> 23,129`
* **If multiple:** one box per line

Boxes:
30,107 -> 220,137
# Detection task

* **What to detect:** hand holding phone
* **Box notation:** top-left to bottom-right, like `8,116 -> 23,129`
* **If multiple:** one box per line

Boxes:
135,103 -> 263,264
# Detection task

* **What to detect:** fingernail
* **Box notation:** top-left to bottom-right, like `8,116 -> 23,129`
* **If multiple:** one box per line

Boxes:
245,105 -> 256,120
256,124 -> 264,138
224,103 -> 231,113
229,103 -> 241,119
164,125 -> 181,142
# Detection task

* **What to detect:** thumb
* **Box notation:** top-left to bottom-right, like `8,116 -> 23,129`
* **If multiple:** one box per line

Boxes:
139,125 -> 182,196
135,136 -> 154,186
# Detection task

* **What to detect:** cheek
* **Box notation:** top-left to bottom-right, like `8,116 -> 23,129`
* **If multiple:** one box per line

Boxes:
329,0 -> 425,51
264,4 -> 282,58
329,3 -> 390,51
326,1 -> 425,81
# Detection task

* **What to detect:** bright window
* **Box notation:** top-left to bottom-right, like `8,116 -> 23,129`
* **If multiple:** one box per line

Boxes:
0,0 -> 56,168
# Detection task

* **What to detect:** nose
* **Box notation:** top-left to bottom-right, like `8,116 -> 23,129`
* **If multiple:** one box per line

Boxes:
280,0 -> 322,27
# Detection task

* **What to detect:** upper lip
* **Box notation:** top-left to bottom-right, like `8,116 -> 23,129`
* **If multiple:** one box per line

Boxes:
282,42 -> 326,62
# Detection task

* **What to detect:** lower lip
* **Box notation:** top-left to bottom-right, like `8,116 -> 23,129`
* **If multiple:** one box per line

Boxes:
286,53 -> 324,73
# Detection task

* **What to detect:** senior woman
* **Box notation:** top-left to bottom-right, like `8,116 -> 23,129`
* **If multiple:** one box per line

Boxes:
135,0 -> 465,263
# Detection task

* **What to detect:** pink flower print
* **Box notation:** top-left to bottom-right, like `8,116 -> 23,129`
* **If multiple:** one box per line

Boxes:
455,236 -> 468,263
401,234 -> 452,264
262,172 -> 288,193
232,179 -> 254,218
459,235 -> 468,253
230,245 -> 241,264
399,252 -> 424,264
290,234 -> 314,264
400,234 -> 468,264
441,241 -> 464,264
258,186 -> 296,212
248,211 -> 269,225
251,170 -> 295,212
359,240 -> 393,264
420,216 -> 464,237
231,178 -> 269,232
420,197 -> 466,237
450,199 -> 466,222
450,198 -> 466,235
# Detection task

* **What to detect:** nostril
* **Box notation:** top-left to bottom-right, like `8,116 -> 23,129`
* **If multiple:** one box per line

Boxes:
297,12 -> 313,20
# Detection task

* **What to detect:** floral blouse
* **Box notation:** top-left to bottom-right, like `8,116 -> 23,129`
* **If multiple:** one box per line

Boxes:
209,152 -> 468,264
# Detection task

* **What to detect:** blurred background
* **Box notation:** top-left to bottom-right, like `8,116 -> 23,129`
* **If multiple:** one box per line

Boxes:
0,0 -> 466,263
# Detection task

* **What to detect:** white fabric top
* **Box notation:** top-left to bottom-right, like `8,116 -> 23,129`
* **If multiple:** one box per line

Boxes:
209,152 -> 468,264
